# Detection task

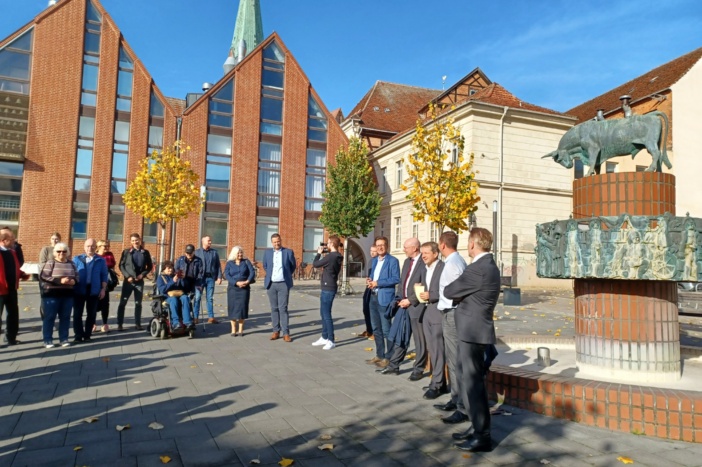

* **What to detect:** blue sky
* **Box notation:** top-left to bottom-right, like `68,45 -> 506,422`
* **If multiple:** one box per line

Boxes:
2,0 -> 701,115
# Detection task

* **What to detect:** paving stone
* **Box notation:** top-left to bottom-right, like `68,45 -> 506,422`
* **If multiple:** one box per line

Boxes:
11,445 -> 76,467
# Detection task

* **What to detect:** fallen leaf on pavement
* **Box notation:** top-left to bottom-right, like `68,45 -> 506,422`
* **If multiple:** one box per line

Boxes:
23,306 -> 30,311
249,459 -> 260,465
617,456 -> 634,464
318,444 -> 334,450
462,453 -> 471,458
554,333 -> 561,337
278,458 -> 294,467
83,417 -> 99,423
134,381 -> 141,384
532,332 -> 538,335
102,357 -> 110,362
116,424 -> 130,431
149,422 -> 164,430
406,352 -> 416,360
160,455 -> 171,464
190,365 -> 197,368
74,446 -> 82,451
504,311 -> 510,315
319,434 -> 332,440
540,458 -> 551,464
364,347 -> 373,352
206,363 -> 214,365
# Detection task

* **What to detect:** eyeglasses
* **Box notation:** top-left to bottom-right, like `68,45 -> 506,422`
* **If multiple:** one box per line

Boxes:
56,251 -> 67,254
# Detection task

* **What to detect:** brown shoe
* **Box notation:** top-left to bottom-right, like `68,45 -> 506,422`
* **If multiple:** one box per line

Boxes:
375,359 -> 390,368
368,335 -> 375,341
365,356 -> 381,365
207,318 -> 218,324
283,335 -> 292,343
193,318 -> 199,325
359,331 -> 370,338
270,332 -> 280,340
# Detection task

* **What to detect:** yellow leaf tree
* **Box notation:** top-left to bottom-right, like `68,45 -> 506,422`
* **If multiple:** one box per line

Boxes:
123,141 -> 202,269
403,103 -> 480,234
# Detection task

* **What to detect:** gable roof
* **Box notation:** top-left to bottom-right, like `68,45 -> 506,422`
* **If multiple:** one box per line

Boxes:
345,81 -> 440,134
420,67 -> 491,114
464,82 -> 564,116
567,47 -> 702,122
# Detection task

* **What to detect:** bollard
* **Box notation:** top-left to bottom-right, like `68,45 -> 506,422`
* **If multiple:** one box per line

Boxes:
537,347 -> 551,367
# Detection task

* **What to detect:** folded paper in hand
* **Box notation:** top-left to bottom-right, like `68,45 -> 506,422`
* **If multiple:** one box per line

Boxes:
414,284 -> 427,303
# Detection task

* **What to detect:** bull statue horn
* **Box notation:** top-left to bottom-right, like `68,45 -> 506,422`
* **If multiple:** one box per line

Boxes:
542,151 -> 557,159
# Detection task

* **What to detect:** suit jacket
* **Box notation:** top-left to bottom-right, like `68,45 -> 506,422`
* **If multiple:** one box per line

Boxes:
397,255 -> 426,319
369,254 -> 400,306
443,253 -> 500,345
263,247 -> 296,289
118,247 -> 153,282
421,260 -> 445,325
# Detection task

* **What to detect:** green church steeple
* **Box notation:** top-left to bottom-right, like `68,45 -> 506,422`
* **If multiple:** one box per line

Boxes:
223,0 -> 264,74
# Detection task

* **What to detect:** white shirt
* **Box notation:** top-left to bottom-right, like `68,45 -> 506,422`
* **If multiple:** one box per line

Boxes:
438,251 -> 467,310
372,255 -> 386,282
403,254 -> 420,297
271,249 -> 284,282
424,260 -> 437,292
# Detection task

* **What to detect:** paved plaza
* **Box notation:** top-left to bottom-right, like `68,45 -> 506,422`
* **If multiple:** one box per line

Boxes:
2,279 -> 702,467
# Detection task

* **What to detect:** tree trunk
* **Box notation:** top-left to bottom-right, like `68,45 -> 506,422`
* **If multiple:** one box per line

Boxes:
157,221 -> 166,277
340,237 -> 353,295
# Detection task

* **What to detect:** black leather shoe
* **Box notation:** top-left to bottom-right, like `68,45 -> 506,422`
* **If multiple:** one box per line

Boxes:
408,372 -> 424,381
454,435 -> 492,452
423,388 -> 442,400
441,411 -> 469,424
380,368 -> 400,375
433,401 -> 457,412
452,427 -> 475,440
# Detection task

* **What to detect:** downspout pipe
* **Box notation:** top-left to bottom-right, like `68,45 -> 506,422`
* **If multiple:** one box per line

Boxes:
498,106 -> 508,273
169,117 -> 183,261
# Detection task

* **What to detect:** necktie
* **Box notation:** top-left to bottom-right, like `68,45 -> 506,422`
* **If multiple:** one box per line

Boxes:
403,258 -> 414,298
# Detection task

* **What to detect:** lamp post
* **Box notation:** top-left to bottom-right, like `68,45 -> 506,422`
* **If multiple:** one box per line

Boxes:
492,200 -> 498,265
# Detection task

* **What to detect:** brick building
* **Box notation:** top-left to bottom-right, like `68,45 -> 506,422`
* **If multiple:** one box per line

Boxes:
0,0 -> 346,271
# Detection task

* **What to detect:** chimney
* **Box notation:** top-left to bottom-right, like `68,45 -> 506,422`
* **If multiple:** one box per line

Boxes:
202,83 -> 213,93
596,109 -> 605,121
619,95 -> 632,118
48,0 -> 57,6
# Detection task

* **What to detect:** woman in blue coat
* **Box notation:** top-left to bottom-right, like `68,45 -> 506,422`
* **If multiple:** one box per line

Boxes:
224,246 -> 255,336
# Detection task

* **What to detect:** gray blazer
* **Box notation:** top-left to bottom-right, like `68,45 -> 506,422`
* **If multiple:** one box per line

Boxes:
421,260 -> 445,325
443,253 -> 500,345
397,255 -> 426,319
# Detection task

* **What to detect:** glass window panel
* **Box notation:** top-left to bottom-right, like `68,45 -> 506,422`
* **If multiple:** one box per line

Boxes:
263,42 -> 285,62
81,64 -> 98,91
258,170 -> 280,194
84,32 -> 100,54
206,163 -> 231,189
209,113 -> 232,128
305,199 -> 323,211
81,92 -> 96,106
7,30 -> 32,51
264,61 -> 284,71
114,121 -> 130,142
75,149 -> 92,176
112,152 -> 127,178
308,96 -> 324,118
150,92 -> 164,117
262,88 -> 283,98
107,212 -> 124,241
209,100 -> 232,114
0,79 -> 27,94
74,177 -> 91,191
79,116 -> 95,138
303,227 -> 324,251
0,194 -> 20,209
306,148 -> 326,167
261,97 -> 283,122
262,69 -> 284,89
260,122 -> 281,135
118,48 -> 133,70
0,50 -> 30,80
148,126 -> 163,148
117,70 -> 132,96
260,142 -> 281,161
110,180 -> 126,194
143,222 -> 158,243
207,155 -> 230,164
113,143 -> 128,152
308,117 -> 327,129
307,167 -> 325,175
202,218 -> 228,246
207,134 -> 232,155
257,194 -> 278,208
86,1 -> 102,22
78,137 -> 93,148
258,161 -> 280,170
71,212 -> 88,239
214,79 -> 233,101
305,175 -> 325,197
205,190 -> 229,203
0,178 -> 22,192
83,54 -> 99,64
255,222 -> 279,248
308,130 -> 327,143
116,98 -> 131,112
0,161 -> 24,177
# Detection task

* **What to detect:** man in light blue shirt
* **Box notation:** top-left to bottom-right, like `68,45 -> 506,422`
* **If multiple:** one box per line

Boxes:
263,233 -> 296,342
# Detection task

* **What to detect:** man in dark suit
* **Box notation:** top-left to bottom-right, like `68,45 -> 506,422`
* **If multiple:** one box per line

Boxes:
377,237 -> 426,375
116,233 -> 153,331
444,228 -> 500,452
365,236 -> 400,366
418,241 -> 447,399
263,233 -> 296,342
360,245 -> 377,339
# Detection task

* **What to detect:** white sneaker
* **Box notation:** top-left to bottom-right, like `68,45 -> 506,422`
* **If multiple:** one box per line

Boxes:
60,341 -> 71,348
45,343 -> 55,349
312,337 -> 329,346
322,341 -> 336,350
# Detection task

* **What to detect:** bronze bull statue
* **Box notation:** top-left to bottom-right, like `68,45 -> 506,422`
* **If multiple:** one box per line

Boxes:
543,111 -> 671,175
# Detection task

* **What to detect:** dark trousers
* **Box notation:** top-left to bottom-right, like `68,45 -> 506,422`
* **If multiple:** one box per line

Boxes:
442,309 -> 466,414
267,282 -> 290,335
458,341 -> 491,439
368,294 -> 392,359
0,289 -> 19,343
97,293 -> 109,325
117,280 -> 144,326
361,288 -> 373,335
74,294 -> 99,340
409,316 -> 428,375
422,319 -> 446,390
387,343 -> 407,370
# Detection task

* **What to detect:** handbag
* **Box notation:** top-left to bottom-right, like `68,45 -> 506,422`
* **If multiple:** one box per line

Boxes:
167,290 -> 184,298
107,268 -> 119,292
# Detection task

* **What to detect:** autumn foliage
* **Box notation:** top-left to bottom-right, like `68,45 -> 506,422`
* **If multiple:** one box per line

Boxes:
402,104 -> 480,233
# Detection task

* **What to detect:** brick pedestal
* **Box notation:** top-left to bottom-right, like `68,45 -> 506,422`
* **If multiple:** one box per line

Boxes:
573,172 -> 680,382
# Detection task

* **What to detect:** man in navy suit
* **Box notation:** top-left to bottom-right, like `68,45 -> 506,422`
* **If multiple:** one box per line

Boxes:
263,233 -> 297,342
444,228 -> 500,452
365,236 -> 400,366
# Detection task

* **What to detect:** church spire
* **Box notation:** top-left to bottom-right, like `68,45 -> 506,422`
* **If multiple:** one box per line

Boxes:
223,0 -> 264,74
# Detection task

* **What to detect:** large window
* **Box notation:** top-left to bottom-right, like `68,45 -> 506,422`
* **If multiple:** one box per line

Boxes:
305,148 -> 325,211
395,161 -> 403,189
0,162 -> 22,225
206,134 -> 232,203
257,142 -> 281,208
209,79 -> 233,128
81,3 -> 101,106
260,42 -> 285,136
203,212 -> 228,253
0,29 -> 32,95
394,217 -> 402,250
303,221 -> 324,263
308,96 -> 327,143
254,216 -> 278,261
116,48 -> 133,112
379,167 -> 387,194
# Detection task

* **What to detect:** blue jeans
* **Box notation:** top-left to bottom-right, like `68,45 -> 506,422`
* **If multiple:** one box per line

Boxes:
320,290 -> 336,342
193,277 -> 215,319
42,296 -> 73,344
368,294 -> 392,359
166,294 -> 192,328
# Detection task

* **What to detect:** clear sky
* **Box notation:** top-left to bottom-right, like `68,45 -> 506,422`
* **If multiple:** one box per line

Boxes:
2,0 -> 701,116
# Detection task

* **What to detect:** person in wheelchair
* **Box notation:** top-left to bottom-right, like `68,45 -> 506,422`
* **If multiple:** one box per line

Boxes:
156,261 -> 193,331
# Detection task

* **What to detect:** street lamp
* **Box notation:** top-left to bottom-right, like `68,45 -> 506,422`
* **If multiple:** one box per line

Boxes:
492,200 -> 498,262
